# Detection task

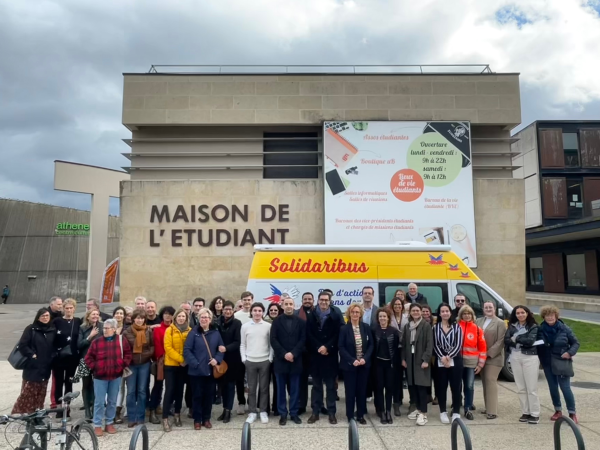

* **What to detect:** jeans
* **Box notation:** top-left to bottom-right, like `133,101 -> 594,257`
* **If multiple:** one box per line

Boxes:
93,378 -> 121,427
221,380 -> 236,411
275,373 -> 300,417
163,366 -> 187,419
126,363 -> 151,423
543,365 -> 576,414
462,367 -> 475,411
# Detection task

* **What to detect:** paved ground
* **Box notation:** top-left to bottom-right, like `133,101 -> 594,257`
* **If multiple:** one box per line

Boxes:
1,304 -> 600,449
529,305 -> 600,324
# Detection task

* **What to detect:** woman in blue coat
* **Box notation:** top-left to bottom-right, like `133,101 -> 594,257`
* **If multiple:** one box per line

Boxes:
184,308 -> 224,430
338,303 -> 373,424
538,306 -> 580,424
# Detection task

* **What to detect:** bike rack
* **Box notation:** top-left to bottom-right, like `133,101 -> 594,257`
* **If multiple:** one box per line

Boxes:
129,424 -> 149,450
348,419 -> 359,450
450,418 -> 473,450
241,422 -> 251,450
554,416 -> 585,450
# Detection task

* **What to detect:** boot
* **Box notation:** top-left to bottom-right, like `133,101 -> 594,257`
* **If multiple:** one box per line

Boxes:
162,418 -> 171,432
393,404 -> 401,417
379,411 -> 387,424
174,414 -> 182,427
386,411 -> 393,424
217,410 -> 226,421
114,407 -> 123,424
149,410 -> 160,425
223,410 -> 231,424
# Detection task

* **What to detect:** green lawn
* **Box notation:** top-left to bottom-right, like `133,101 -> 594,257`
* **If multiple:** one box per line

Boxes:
534,315 -> 600,352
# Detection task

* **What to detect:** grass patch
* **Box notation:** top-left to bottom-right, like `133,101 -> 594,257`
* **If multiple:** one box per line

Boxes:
534,315 -> 600,352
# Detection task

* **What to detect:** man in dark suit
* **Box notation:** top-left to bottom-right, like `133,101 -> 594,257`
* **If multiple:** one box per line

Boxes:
270,296 -> 306,425
294,292 -> 314,415
306,292 -> 343,424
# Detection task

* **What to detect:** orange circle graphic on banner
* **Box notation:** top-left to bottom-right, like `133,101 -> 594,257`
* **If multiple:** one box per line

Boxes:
390,169 -> 424,202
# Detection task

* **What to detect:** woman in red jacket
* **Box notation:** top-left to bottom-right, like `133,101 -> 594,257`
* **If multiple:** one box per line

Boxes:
148,306 -> 175,424
457,305 -> 487,420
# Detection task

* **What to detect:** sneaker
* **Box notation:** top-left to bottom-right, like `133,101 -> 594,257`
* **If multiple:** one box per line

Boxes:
237,404 -> 246,415
440,412 -> 450,424
528,416 -> 539,425
452,413 -> 461,422
569,413 -> 578,425
550,411 -> 562,421
416,414 -> 428,426
366,397 -> 373,402
246,413 -> 257,424
260,412 -> 269,424
408,410 -> 419,420
519,414 -> 531,423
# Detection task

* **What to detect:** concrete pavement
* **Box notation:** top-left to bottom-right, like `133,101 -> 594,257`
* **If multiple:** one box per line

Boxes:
529,305 -> 600,324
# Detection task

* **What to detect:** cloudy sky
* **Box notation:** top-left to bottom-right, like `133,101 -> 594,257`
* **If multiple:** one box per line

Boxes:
1,0 -> 599,215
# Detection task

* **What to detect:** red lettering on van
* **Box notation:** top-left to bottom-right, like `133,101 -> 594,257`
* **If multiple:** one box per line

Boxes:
268,257 -> 368,274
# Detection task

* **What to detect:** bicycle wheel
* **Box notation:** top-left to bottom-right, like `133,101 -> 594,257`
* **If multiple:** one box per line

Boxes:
19,431 -> 48,450
66,422 -> 98,450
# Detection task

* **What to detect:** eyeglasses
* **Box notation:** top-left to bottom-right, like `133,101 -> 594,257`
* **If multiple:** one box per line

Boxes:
462,312 -> 472,316
269,309 -> 278,313
199,316 -> 210,320
223,308 -> 233,312
455,299 -> 466,304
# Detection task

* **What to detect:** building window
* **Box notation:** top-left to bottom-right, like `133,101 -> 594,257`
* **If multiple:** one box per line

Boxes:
529,257 -> 544,286
566,254 -> 586,287
563,132 -> 579,167
567,181 -> 584,219
263,132 -> 319,179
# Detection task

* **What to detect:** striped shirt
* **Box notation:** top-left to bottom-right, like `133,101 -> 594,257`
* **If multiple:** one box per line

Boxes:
433,323 -> 463,360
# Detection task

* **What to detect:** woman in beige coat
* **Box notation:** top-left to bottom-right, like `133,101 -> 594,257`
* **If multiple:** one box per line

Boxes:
475,301 -> 506,419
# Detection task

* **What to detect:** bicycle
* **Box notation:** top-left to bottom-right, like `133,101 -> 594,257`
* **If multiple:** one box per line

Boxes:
1,391 -> 98,450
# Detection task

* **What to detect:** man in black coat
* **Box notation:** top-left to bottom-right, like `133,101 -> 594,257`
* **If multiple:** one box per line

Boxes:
294,292 -> 314,415
306,291 -> 343,424
270,296 -> 306,425
407,283 -> 428,306
216,301 -> 242,423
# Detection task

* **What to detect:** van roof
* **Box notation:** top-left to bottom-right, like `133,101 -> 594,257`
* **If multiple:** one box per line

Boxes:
254,243 -> 452,252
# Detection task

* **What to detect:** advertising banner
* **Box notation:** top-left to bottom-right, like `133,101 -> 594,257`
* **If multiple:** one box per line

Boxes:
324,121 -> 477,267
100,257 -> 119,304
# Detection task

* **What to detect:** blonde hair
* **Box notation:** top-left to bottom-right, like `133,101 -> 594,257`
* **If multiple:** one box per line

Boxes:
540,305 -> 560,319
174,308 -> 190,323
345,303 -> 364,321
83,309 -> 101,327
64,298 -> 77,308
458,305 -> 475,321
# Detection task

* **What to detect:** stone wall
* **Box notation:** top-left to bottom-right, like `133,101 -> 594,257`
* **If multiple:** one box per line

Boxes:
120,178 -> 525,307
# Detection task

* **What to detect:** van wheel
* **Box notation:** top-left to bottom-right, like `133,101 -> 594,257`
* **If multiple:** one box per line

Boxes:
501,356 -> 514,382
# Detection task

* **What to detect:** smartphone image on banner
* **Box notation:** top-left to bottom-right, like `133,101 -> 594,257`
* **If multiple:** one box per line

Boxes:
326,169 -> 347,196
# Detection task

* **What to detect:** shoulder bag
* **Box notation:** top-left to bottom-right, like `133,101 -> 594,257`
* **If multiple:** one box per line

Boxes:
202,333 -> 228,379
9,328 -> 32,370
119,335 -> 133,378
550,353 -> 574,377
59,320 -> 76,359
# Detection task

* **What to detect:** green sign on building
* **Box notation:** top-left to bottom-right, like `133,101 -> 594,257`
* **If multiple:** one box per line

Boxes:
55,222 -> 90,236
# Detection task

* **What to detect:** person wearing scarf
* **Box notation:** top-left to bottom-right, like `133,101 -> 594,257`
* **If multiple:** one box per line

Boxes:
388,297 -> 408,416
538,306 -> 580,424
401,303 -> 433,426
163,308 -> 192,431
12,308 -> 57,414
123,309 -> 154,427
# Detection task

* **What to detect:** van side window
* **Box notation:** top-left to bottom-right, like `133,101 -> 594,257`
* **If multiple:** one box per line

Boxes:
457,283 -> 500,319
380,283 -> 448,314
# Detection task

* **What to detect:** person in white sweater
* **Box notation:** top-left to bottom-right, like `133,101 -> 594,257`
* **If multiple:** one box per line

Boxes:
240,302 -> 274,424
235,291 -> 254,326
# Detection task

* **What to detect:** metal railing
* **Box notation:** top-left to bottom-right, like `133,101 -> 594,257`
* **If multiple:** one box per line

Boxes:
241,422 -> 251,450
451,417 -> 473,450
348,419 -> 359,450
129,424 -> 148,450
554,416 -> 585,450
147,64 -> 494,75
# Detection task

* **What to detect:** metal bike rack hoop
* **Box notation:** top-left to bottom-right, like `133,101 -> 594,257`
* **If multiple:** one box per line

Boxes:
554,416 -> 585,450
129,424 -> 149,450
348,419 -> 359,450
451,417 -> 473,450
241,422 -> 251,450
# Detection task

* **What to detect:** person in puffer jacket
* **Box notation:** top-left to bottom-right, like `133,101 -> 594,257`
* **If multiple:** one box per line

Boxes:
457,305 -> 486,420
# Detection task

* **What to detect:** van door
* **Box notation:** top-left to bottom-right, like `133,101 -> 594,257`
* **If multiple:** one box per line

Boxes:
451,281 -> 507,320
378,282 -> 450,313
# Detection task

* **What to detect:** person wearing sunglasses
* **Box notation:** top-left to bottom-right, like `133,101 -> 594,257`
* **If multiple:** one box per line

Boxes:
452,294 -> 468,320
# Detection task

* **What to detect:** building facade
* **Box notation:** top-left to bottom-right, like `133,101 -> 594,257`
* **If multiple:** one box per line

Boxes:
0,199 -> 120,303
120,68 -> 525,306
512,121 -> 600,295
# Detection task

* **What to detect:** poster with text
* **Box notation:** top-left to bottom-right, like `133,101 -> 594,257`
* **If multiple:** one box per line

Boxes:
323,121 -> 477,267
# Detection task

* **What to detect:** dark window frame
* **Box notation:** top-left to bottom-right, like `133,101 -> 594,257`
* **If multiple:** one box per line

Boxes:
263,132 -> 319,179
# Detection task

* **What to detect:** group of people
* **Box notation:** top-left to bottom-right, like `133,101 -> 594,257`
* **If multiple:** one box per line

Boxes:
11,286 -> 581,437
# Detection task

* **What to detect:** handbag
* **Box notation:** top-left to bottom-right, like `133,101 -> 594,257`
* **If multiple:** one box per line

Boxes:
550,354 -> 574,377
9,328 -> 33,370
119,335 -> 133,378
72,357 -> 91,383
59,320 -> 76,359
201,334 -> 228,379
